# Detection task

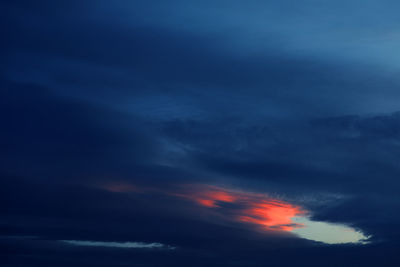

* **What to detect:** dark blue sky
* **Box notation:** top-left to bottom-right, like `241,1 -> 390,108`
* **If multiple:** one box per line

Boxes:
2,1 -> 400,266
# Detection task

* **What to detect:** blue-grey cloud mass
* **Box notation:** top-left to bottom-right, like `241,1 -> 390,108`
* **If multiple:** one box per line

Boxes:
2,1 -> 400,266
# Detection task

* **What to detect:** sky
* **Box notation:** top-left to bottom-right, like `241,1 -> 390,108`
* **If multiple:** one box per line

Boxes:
1,0 -> 400,266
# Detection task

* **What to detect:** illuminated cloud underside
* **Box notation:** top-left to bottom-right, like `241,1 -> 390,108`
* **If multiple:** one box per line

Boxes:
177,185 -> 370,244
102,183 -> 370,245
60,240 -> 175,249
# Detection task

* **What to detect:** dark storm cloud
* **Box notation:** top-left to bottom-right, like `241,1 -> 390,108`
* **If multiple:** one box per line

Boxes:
3,0 -> 400,119
163,114 -> 400,193
2,0 -> 400,266
0,78 -> 160,180
162,113 -> 400,243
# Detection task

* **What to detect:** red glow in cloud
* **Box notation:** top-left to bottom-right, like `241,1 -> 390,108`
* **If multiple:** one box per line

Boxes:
180,185 -> 305,231
99,182 -> 370,243
238,200 -> 304,231
101,182 -> 305,232
190,187 -> 237,207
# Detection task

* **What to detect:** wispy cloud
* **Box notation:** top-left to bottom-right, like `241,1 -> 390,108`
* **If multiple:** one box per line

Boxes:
60,240 -> 175,249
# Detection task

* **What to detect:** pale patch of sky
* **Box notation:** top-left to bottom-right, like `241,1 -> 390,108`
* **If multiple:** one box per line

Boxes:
292,216 -> 371,244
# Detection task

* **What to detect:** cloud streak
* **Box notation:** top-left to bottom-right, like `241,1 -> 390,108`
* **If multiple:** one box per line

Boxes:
101,182 -> 369,244
60,240 -> 175,249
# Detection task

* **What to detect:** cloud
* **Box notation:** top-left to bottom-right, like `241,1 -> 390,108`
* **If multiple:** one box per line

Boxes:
100,182 -> 369,244
2,1 -> 400,266
60,240 -> 175,249
159,113 -> 400,244
0,78 -> 160,180
3,1 -> 400,119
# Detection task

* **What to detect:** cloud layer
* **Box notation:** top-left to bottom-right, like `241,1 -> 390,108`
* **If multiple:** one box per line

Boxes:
2,0 -> 400,266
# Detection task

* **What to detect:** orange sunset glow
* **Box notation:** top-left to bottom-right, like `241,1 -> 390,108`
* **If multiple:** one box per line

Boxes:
100,182 -> 369,244
189,187 -> 238,207
238,201 -> 304,231
175,185 -> 305,231
101,182 -> 305,231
